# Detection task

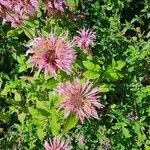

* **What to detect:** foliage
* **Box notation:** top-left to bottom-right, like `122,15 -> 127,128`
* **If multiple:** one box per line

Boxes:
0,0 -> 150,149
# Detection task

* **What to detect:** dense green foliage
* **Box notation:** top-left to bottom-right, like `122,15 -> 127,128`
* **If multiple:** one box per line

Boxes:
0,0 -> 150,149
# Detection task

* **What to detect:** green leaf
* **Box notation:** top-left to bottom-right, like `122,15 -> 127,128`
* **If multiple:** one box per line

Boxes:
28,107 -> 39,116
100,85 -> 110,93
50,112 -> 60,136
19,64 -> 27,73
0,112 -> 10,122
112,58 -> 116,67
1,88 -> 8,96
24,20 -> 39,29
14,92 -> 21,102
63,114 -> 78,132
7,28 -> 23,37
138,134 -> 146,143
83,70 -> 100,79
122,127 -> 131,138
66,0 -> 78,11
83,61 -> 95,70
115,61 -> 126,70
145,145 -> 150,150
36,101 -> 47,111
42,79 -> 58,90
37,128 -> 46,141
109,72 -> 119,80
23,27 -> 35,39
18,113 -> 26,123
93,64 -> 101,72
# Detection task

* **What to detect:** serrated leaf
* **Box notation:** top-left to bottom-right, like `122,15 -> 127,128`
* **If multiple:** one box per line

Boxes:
122,127 -> 131,138
37,128 -> 46,141
50,112 -> 60,136
63,114 -> 78,131
18,113 -> 26,123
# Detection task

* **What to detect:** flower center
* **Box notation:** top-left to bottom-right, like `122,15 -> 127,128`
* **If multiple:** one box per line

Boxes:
71,92 -> 84,109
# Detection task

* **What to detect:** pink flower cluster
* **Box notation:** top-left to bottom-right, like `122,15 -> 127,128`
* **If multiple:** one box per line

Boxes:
0,0 -> 39,27
26,33 -> 76,78
74,28 -> 96,53
44,137 -> 71,150
46,0 -> 68,16
57,79 -> 103,123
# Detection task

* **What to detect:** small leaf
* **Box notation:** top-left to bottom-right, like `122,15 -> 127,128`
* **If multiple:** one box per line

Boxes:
24,20 -> 39,28
83,70 -> 100,79
28,107 -> 39,116
18,113 -> 26,123
37,128 -> 46,141
63,114 -> 78,131
50,112 -> 60,136
122,127 -> 131,138
1,88 -> 8,96
36,101 -> 47,111
14,92 -> 21,102
115,61 -> 126,70
112,58 -> 116,67
0,112 -> 10,122
42,79 -> 58,90
7,28 -> 23,37
93,64 -> 101,72
138,134 -> 146,143
23,27 -> 35,39
83,61 -> 95,70
100,87 -> 110,93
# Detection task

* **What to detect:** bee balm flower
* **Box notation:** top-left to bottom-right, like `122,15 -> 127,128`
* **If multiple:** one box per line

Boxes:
74,28 -> 96,53
57,79 -> 103,123
26,34 -> 76,78
44,137 -> 71,150
46,0 -> 68,16
0,0 -> 39,27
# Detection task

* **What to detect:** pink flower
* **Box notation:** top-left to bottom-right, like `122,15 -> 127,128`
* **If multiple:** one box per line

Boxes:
44,137 -> 71,150
0,0 -> 39,27
26,34 -> 76,78
74,28 -> 96,52
57,79 -> 103,123
46,0 -> 68,16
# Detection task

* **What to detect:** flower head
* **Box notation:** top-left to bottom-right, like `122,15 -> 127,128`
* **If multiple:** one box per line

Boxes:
0,0 -> 39,27
46,0 -> 68,16
74,28 -> 96,52
127,112 -> 138,121
57,79 -> 103,123
44,137 -> 71,150
26,33 -> 76,78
